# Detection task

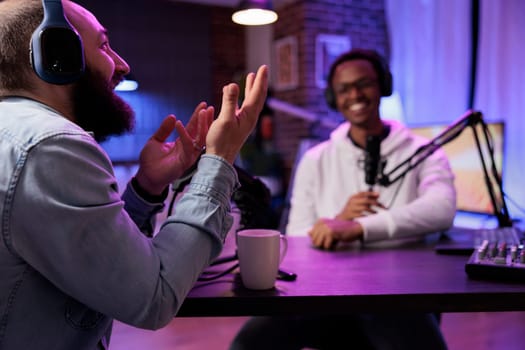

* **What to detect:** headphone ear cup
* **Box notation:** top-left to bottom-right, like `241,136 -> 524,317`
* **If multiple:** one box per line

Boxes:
324,87 -> 337,110
381,69 -> 393,97
31,0 -> 84,85
378,53 -> 393,97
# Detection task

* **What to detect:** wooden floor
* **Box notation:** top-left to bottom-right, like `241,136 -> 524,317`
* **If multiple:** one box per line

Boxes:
110,312 -> 525,350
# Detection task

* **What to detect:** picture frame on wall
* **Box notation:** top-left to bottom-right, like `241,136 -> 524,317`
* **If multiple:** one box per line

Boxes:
315,34 -> 351,88
273,36 -> 299,91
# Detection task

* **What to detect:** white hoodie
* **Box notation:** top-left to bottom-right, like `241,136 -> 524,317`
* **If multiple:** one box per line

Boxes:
286,120 -> 457,243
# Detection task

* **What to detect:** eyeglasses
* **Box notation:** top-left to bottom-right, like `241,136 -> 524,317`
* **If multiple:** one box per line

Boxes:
333,78 -> 378,95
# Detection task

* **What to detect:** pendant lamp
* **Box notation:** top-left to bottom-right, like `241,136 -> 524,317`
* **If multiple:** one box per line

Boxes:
232,0 -> 278,26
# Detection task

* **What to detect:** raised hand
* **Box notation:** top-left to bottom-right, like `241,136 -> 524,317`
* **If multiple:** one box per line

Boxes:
205,65 -> 269,164
336,191 -> 385,220
135,102 -> 214,195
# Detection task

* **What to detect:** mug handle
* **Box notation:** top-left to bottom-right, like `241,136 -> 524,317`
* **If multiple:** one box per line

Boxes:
279,234 -> 288,263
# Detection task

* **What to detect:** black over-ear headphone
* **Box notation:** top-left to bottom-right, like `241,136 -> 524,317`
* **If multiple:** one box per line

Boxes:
30,0 -> 85,85
324,49 -> 393,110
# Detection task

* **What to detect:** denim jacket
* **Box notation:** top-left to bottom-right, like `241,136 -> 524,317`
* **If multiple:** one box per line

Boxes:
0,97 -> 237,349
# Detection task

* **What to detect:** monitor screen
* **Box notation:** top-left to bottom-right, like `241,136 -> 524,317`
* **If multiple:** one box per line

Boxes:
409,121 -> 505,215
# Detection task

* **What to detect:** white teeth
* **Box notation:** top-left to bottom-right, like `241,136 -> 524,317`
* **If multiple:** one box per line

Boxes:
349,103 -> 366,111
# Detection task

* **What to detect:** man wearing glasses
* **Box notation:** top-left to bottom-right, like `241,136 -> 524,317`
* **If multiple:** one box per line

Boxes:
230,48 -> 456,350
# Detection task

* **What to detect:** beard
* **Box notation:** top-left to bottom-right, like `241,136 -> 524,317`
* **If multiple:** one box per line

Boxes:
73,68 -> 135,142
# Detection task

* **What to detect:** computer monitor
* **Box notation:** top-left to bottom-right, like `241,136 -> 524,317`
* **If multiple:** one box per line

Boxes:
409,121 -> 505,215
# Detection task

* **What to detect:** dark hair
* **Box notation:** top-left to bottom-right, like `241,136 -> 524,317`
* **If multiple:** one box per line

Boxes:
324,48 -> 393,109
0,0 -> 43,95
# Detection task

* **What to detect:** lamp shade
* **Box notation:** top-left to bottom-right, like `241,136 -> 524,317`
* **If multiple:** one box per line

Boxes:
232,0 -> 278,26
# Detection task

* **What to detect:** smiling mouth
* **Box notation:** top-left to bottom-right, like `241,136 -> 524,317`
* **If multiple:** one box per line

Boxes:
349,102 -> 367,112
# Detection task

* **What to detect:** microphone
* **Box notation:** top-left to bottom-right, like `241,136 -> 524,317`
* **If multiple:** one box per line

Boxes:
364,135 -> 381,190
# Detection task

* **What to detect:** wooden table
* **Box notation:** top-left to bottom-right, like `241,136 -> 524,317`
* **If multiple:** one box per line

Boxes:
178,235 -> 525,317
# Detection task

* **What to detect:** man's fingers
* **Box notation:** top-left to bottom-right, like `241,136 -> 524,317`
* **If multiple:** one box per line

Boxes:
173,119 -> 186,140
244,71 -> 255,101
195,108 -> 213,145
219,83 -> 240,122
186,102 -> 207,136
245,65 -> 268,106
152,115 -> 177,142
323,236 -> 335,250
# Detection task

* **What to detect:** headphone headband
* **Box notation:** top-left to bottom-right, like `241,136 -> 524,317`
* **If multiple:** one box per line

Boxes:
324,49 -> 393,110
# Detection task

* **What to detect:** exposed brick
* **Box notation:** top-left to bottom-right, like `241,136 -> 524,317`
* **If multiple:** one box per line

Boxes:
208,0 -> 388,194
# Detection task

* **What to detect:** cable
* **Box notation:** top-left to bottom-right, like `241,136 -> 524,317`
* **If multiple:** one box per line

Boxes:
198,263 -> 239,282
197,252 -> 239,282
385,174 -> 406,209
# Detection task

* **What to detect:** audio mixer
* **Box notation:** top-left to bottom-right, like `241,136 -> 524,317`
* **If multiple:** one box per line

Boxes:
465,239 -> 525,282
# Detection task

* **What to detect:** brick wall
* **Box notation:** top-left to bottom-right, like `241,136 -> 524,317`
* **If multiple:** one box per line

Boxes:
271,0 -> 390,180
208,0 -> 389,198
210,6 -> 246,109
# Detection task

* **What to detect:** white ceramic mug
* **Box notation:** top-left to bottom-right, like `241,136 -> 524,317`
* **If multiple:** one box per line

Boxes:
236,229 -> 288,290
